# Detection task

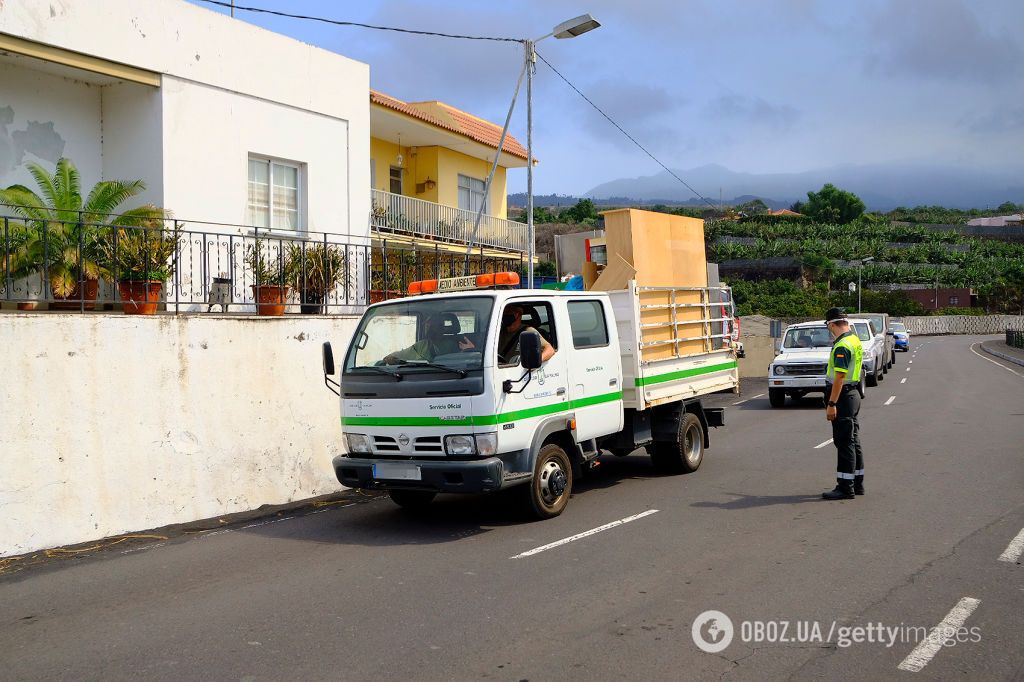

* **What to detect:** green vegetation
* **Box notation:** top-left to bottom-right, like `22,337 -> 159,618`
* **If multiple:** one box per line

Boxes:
800,183 -> 865,224
727,279 -> 926,318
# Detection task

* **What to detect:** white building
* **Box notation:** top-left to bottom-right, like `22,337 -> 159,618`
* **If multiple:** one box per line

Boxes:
1,0 -> 370,308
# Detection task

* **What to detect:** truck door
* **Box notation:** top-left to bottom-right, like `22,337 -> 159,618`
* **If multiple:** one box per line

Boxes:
565,298 -> 623,441
494,300 -> 569,449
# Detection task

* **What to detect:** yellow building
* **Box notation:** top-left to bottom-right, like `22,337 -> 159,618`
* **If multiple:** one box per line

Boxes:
369,91 -> 531,297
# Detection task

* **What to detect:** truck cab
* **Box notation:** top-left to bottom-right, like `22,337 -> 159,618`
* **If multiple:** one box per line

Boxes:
322,273 -> 739,518
768,320 -> 867,407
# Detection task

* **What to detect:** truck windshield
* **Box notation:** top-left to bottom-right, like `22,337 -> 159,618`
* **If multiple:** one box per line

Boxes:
783,327 -> 832,348
344,296 -> 493,375
861,314 -> 885,333
852,322 -> 872,342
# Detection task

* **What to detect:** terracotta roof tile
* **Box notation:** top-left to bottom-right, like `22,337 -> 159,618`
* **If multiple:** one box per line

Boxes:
370,90 -> 529,161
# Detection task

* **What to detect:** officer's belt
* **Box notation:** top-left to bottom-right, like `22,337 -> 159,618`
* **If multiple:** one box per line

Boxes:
825,383 -> 858,393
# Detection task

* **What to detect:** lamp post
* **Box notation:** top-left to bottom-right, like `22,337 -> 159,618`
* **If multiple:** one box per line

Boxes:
857,256 -> 874,312
525,14 -> 601,288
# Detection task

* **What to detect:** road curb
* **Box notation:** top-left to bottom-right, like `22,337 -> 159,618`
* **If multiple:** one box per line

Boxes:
980,342 -> 1024,368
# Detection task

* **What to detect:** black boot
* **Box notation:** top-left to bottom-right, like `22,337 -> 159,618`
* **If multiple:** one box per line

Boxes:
854,476 -> 864,496
822,484 -> 855,500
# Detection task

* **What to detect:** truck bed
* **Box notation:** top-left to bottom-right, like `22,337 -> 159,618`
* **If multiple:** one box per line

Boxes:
609,281 -> 740,410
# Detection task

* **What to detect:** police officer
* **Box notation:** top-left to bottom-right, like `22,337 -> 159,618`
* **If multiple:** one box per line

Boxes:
822,307 -> 865,500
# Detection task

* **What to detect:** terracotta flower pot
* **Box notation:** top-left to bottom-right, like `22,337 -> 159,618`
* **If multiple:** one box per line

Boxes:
17,301 -> 39,311
50,278 -> 100,311
251,284 -> 290,316
118,280 -> 163,315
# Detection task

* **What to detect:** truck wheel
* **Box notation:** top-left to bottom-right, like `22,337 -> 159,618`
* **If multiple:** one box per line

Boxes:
877,362 -> 884,382
652,412 -> 704,474
524,443 -> 572,519
882,358 -> 888,374
388,490 -> 436,509
768,389 -> 786,408
890,349 -> 896,367
866,366 -> 878,387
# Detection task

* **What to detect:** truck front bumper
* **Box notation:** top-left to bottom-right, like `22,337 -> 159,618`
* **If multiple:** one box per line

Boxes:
333,455 -> 519,494
769,377 -> 827,391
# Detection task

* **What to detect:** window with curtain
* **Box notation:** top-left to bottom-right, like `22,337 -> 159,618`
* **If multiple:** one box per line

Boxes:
248,157 -> 302,230
458,174 -> 488,215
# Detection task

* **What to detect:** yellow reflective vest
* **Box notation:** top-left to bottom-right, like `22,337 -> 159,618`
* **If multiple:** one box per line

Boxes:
826,330 -> 863,383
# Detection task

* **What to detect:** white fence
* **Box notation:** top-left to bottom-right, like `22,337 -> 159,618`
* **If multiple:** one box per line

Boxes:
1,313 -> 359,557
371,189 -> 528,252
900,315 -> 1024,335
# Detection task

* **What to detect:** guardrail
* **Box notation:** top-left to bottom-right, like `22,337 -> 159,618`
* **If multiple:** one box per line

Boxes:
2,212 -> 369,313
1008,329 -> 1024,349
371,189 -> 528,253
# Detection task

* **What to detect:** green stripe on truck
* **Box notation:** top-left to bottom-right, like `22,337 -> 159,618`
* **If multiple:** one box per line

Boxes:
634,360 -> 738,387
340,391 -> 623,428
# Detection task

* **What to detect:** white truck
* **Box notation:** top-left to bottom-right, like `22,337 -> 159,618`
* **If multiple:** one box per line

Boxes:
321,273 -> 740,519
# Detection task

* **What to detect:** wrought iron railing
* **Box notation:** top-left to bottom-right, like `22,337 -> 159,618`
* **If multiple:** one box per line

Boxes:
371,189 -> 528,253
1008,329 -> 1024,349
371,237 -> 527,303
1,211 -> 369,314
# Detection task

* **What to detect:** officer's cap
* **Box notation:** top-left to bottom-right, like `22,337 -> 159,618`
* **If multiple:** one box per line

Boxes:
824,307 -> 847,323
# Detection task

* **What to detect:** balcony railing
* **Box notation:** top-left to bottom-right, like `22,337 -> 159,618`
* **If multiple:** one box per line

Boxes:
1,211 -> 369,314
371,189 -> 527,253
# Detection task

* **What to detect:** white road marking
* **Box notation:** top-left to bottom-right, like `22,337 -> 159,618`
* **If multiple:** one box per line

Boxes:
897,597 -> 981,672
909,360 -> 913,364
900,378 -> 907,384
733,393 -> 764,405
510,510 -> 660,559
884,396 -> 896,406
998,527 -> 1024,563
813,438 -> 834,449
969,342 -> 1024,377
906,367 -> 911,372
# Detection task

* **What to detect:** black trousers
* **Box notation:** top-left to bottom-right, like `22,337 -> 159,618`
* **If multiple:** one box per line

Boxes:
831,386 -> 864,489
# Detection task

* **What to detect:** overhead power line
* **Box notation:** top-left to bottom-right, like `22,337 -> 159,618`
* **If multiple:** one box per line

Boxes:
198,0 -> 523,42
534,50 -> 719,211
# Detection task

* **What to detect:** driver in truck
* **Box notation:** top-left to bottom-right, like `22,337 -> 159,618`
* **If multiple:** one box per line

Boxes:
498,304 -> 556,364
383,312 -> 475,364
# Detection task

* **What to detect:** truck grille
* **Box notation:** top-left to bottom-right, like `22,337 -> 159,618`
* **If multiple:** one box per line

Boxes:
372,436 -> 400,452
785,363 -> 826,376
414,436 -> 443,453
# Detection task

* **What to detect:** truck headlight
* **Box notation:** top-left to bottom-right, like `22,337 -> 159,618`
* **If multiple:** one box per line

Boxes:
774,365 -> 786,376
345,433 -> 371,454
474,433 -> 498,457
444,434 -> 476,455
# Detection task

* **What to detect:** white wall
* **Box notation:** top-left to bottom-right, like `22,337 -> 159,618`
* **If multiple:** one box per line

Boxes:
0,61 -> 102,190
1,0 -> 370,240
160,76 -> 356,236
0,314 -> 359,557
101,80 -> 164,208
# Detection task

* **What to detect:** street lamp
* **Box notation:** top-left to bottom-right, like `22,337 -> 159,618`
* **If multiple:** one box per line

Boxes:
857,256 -> 874,312
525,14 -> 601,288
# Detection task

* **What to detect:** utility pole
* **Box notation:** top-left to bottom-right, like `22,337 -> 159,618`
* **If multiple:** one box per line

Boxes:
526,40 -> 535,289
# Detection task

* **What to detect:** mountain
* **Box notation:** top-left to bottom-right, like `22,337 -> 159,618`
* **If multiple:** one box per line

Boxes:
583,163 -> 1024,211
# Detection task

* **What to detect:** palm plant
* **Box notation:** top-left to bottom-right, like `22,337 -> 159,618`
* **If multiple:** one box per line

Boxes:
286,242 -> 350,313
0,158 -> 166,298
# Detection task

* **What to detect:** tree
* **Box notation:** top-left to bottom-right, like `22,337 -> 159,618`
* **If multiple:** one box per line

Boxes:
535,260 -> 556,277
735,198 -> 769,215
803,184 -> 865,224
0,158 -> 166,296
562,198 -> 598,224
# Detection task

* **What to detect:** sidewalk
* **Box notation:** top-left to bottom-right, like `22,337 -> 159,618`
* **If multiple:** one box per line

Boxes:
980,340 -> 1024,368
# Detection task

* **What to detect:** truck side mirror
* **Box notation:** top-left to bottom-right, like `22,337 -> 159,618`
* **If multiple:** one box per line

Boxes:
322,342 -> 340,396
519,330 -> 543,370
322,342 -> 336,376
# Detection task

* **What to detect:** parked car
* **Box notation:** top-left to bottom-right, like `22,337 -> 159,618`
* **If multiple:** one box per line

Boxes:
859,312 -> 895,370
890,321 -> 911,351
768,321 -> 866,407
850,318 -> 885,387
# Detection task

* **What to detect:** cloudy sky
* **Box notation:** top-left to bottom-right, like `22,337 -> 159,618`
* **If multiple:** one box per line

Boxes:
193,0 -> 1023,197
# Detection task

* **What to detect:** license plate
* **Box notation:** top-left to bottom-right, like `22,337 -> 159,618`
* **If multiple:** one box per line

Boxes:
372,462 -> 422,481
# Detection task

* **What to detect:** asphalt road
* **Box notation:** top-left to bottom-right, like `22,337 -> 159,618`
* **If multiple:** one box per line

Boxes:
2,334 -> 1022,681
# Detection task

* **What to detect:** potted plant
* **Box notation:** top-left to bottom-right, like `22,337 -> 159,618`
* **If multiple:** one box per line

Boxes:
286,242 -> 349,314
100,223 -> 179,315
0,158 -> 166,310
246,239 -> 291,316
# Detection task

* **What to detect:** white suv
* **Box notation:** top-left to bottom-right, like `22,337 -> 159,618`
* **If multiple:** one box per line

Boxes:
768,321 -> 867,408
